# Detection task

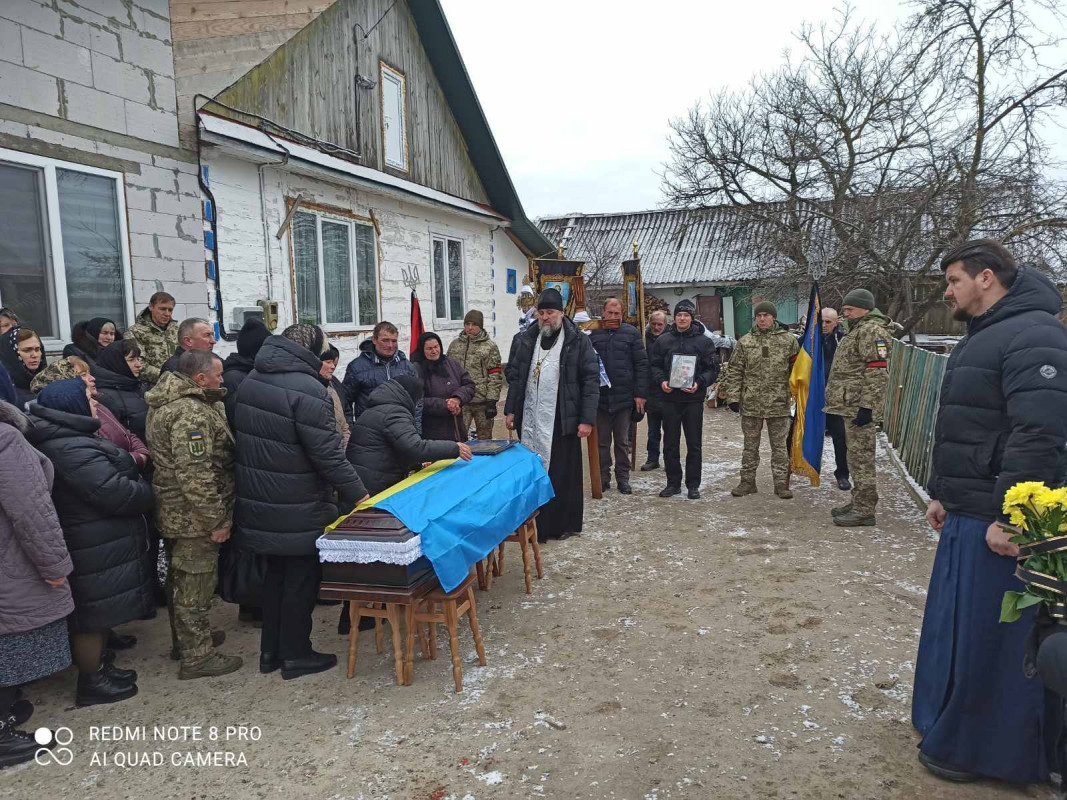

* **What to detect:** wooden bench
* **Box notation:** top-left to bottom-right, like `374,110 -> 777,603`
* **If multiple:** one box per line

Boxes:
415,573 -> 486,693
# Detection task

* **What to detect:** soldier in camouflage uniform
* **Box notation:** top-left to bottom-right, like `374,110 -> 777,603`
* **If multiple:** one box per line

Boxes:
718,301 -> 800,498
447,309 -> 503,440
126,291 -> 178,385
145,349 -> 242,679
824,288 -> 891,527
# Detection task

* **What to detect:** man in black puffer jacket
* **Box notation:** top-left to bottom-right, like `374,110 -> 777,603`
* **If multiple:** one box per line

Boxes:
233,324 -> 368,681
649,299 -> 719,499
588,298 -> 648,493
913,240 -> 1067,784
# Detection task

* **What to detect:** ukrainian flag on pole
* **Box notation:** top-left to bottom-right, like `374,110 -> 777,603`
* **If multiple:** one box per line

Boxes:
789,284 -> 826,486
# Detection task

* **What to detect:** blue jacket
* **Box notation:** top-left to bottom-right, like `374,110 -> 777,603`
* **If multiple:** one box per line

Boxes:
342,339 -> 416,422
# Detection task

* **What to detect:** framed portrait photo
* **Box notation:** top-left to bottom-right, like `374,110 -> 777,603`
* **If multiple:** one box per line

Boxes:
669,354 -> 697,390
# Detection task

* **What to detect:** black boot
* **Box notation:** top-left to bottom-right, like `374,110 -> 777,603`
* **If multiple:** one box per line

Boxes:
8,699 -> 33,727
0,718 -> 39,769
259,652 -> 281,674
103,662 -> 137,684
75,669 -> 138,707
281,651 -> 337,681
106,630 -> 136,650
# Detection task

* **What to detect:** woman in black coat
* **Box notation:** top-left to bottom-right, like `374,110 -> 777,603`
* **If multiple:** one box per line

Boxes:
63,317 -> 121,366
411,332 -> 476,442
26,378 -> 154,707
233,324 -> 369,680
92,340 -> 149,440
1,328 -> 47,408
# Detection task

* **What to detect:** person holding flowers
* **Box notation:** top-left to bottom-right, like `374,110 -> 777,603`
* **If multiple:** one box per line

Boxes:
912,240 -> 1067,785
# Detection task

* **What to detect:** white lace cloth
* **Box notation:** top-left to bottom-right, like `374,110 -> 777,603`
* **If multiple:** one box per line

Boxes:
315,534 -> 424,565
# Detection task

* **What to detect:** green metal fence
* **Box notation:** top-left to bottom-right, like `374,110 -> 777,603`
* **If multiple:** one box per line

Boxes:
882,339 -> 948,490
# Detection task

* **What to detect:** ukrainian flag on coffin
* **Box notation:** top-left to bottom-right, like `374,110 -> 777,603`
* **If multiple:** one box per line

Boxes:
789,284 -> 827,486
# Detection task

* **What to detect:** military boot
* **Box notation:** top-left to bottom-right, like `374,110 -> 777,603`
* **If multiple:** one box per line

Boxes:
731,480 -> 757,497
833,510 -> 876,527
171,630 -> 226,661
179,652 -> 243,680
831,502 -> 853,517
774,485 -> 794,499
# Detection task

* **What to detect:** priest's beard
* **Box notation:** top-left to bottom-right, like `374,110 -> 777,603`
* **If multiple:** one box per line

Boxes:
539,318 -> 563,337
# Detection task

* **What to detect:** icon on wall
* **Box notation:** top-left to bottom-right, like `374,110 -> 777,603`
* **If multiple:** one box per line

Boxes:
506,269 -> 517,294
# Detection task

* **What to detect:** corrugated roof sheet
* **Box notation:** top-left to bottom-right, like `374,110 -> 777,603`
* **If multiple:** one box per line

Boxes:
538,208 -> 796,286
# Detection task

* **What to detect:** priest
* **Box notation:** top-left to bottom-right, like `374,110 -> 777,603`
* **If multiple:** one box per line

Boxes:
505,288 -> 599,541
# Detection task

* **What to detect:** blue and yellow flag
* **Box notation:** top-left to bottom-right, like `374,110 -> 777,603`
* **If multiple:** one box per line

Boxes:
789,284 -> 826,486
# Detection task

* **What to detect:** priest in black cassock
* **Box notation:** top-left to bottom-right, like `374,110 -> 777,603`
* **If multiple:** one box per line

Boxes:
505,288 -> 599,541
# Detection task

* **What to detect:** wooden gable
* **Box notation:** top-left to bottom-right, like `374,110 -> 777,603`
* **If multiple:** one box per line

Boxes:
214,0 -> 490,204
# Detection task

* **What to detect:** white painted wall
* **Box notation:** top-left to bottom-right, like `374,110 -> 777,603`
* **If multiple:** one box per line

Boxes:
205,150 -> 526,372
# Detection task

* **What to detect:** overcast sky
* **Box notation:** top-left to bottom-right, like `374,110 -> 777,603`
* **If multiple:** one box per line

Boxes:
439,0 -> 1067,221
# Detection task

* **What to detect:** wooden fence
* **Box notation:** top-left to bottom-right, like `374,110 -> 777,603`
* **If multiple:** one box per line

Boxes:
882,339 -> 948,491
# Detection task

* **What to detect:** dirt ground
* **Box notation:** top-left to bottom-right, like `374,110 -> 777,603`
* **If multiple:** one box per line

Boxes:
1,409 -> 1057,800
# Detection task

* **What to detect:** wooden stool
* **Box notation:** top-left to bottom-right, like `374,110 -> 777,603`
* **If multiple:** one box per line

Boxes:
320,578 -> 435,686
490,513 -> 543,594
415,574 -> 486,692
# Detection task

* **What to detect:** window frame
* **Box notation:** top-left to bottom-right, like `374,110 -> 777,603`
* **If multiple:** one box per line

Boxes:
379,61 -> 409,173
0,147 -> 134,348
288,204 -> 380,333
429,232 -> 467,326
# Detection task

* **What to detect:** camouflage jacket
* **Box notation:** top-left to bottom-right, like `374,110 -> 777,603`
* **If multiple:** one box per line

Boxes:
446,329 -> 503,404
824,309 -> 891,419
127,307 -> 178,386
717,323 -> 799,417
145,371 -> 234,539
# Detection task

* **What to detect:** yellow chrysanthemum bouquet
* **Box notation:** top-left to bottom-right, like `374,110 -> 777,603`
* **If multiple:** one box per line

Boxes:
1000,481 -> 1067,623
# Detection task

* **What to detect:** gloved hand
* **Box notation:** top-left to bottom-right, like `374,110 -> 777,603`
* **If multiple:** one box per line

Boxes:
729,402 -> 740,414
852,407 -> 873,427
484,404 -> 497,419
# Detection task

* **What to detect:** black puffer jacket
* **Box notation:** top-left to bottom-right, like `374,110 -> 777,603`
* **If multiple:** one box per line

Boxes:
222,351 -> 254,430
346,381 -> 460,496
588,323 -> 649,412
233,336 -> 367,555
644,328 -> 665,410
649,320 -> 720,404
504,317 -> 600,434
25,404 -> 154,632
929,267 -> 1067,521
93,366 -> 149,441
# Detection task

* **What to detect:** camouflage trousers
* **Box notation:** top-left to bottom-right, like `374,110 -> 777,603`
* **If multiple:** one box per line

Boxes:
463,402 -> 496,441
740,415 -> 791,486
843,418 -> 879,516
165,537 -> 219,664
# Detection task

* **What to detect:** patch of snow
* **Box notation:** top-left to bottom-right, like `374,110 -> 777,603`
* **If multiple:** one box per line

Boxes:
477,770 -> 504,785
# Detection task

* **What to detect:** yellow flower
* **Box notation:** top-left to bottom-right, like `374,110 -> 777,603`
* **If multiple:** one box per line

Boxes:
1003,481 -> 1050,514
1009,509 -> 1028,528
1038,487 -> 1067,512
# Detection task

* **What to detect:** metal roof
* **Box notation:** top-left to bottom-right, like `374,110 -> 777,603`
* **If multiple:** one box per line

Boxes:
538,208 -> 787,286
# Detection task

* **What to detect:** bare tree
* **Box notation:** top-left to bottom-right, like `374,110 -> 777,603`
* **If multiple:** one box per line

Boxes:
664,1 -> 1067,334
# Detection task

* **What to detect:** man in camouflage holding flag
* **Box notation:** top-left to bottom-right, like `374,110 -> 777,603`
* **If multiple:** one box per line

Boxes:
145,349 -> 242,679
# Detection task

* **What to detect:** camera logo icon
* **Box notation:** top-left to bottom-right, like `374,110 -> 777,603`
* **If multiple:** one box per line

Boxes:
34,727 -> 74,766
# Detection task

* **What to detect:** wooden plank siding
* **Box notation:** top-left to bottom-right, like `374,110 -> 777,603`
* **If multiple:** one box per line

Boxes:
213,0 -> 490,204
171,0 -> 335,148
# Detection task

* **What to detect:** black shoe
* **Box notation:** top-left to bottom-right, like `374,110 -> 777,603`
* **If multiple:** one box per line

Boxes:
259,652 -> 281,674
103,662 -> 137,684
917,750 -> 979,782
687,488 -> 700,500
107,631 -> 136,650
101,647 -> 116,664
617,483 -> 632,495
0,718 -> 39,769
659,485 -> 681,498
7,699 -> 32,727
280,651 -> 337,681
640,461 -> 660,471
837,477 -> 852,491
75,669 -> 138,707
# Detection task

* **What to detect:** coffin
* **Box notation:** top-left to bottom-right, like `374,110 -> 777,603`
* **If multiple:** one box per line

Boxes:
317,508 -> 433,588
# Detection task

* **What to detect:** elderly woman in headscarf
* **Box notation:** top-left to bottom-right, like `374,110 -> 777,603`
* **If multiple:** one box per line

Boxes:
411,332 -> 475,442
0,328 -> 47,408
63,317 -> 122,366
232,323 -> 370,680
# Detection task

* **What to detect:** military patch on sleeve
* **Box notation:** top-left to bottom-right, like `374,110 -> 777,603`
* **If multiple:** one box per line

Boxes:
187,431 -> 206,458
876,339 -> 888,359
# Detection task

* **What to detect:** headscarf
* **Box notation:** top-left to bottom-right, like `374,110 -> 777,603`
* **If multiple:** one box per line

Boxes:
95,340 -> 137,380
411,331 -> 447,376
281,323 -> 326,356
37,378 -> 92,417
2,327 -> 46,391
85,317 -> 119,343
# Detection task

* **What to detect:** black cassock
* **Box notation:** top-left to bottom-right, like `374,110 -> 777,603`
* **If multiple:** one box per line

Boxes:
536,415 -> 584,541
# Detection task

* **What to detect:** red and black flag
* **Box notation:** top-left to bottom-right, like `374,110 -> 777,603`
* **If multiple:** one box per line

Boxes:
409,291 -> 426,356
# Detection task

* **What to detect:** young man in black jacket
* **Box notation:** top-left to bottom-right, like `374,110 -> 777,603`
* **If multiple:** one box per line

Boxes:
588,298 -> 648,493
649,299 -> 718,499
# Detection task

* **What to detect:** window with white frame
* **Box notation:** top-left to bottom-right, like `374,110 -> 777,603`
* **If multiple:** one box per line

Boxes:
0,149 -> 132,342
380,62 -> 408,172
431,235 -> 465,323
291,209 -> 378,330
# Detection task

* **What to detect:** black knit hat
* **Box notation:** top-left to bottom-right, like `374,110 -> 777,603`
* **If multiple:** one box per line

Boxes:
237,318 -> 270,358
674,298 -> 696,316
537,288 -> 564,311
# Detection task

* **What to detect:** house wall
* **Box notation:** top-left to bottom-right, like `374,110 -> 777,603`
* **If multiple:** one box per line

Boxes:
0,0 -> 209,344
204,149 -> 525,369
